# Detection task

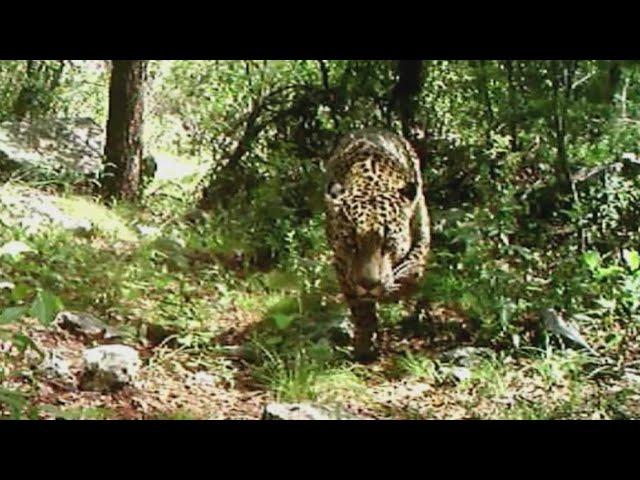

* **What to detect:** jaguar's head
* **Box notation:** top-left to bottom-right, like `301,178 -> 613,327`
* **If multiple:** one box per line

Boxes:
325,179 -> 417,300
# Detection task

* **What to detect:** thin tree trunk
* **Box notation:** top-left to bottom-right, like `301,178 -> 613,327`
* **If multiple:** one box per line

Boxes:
391,60 -> 423,138
473,60 -> 495,146
472,60 -> 497,181
504,60 -> 520,152
550,61 -> 574,199
13,61 -> 37,120
607,60 -> 622,104
100,60 -> 148,202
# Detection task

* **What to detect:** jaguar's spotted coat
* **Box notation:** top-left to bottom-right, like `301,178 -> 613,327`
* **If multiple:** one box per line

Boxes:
325,130 -> 431,361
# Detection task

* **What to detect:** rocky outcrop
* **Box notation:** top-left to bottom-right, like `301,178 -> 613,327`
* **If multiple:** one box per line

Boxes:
79,345 -> 140,392
0,117 -> 104,181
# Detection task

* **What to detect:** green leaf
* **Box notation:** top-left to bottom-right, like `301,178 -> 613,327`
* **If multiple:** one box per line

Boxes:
596,266 -> 624,280
583,251 -> 601,271
0,306 -> 28,325
623,250 -> 640,272
271,313 -> 296,330
29,290 -> 63,326
266,296 -> 300,316
11,332 -> 41,355
308,339 -> 333,363
262,271 -> 300,291
11,283 -> 32,302
0,387 -> 26,419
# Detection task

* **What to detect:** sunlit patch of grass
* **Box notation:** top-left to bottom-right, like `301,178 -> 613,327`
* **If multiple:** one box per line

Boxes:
457,357 -> 510,398
150,409 -> 200,420
56,195 -> 138,242
502,400 -> 557,420
150,151 -> 204,184
251,348 -> 319,402
524,349 -> 589,389
233,291 -> 278,314
313,367 -> 371,405
40,405 -> 116,420
388,351 -> 440,382
249,343 -> 368,405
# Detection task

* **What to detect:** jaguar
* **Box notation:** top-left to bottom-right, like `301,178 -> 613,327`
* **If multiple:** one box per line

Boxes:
325,129 -> 431,362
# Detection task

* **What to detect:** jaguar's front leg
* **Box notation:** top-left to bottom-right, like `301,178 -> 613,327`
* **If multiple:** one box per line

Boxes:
348,298 -> 379,363
391,196 -> 431,288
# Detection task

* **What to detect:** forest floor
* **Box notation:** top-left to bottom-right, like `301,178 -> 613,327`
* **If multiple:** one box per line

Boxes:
1,153 -> 639,420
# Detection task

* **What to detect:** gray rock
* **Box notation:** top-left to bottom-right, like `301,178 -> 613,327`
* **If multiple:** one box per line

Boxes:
440,366 -> 472,382
623,371 -> 640,384
192,371 -> 217,387
262,403 -> 363,420
0,240 -> 33,258
38,350 -> 74,385
55,311 -> 121,339
0,117 -> 104,180
136,224 -> 161,238
80,345 -> 140,392
541,308 -> 597,355
440,347 -> 495,367
62,218 -> 93,237
0,185 -> 94,237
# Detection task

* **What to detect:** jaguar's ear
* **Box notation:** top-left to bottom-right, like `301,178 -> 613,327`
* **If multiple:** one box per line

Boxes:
325,181 -> 343,203
399,182 -> 418,201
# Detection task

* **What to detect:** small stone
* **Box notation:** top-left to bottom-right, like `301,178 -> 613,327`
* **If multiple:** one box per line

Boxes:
440,366 -> 472,383
137,225 -> 161,237
55,311 -> 120,339
38,350 -> 75,385
80,344 -> 140,392
0,240 -> 33,258
623,372 -> 640,384
450,366 -> 472,382
192,371 -> 217,387
440,347 -> 494,367
262,403 -> 363,420
62,218 -> 93,237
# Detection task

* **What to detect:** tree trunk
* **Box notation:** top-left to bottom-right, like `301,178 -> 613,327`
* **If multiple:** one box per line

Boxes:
549,61 -> 575,200
391,60 -> 423,138
607,60 -> 622,104
13,61 -> 38,120
101,60 -> 148,202
504,60 -> 520,152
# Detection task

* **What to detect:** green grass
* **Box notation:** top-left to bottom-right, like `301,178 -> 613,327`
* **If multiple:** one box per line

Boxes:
40,405 -> 116,420
388,352 -> 440,382
150,409 -> 201,420
249,343 -> 369,405
56,195 -> 139,242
